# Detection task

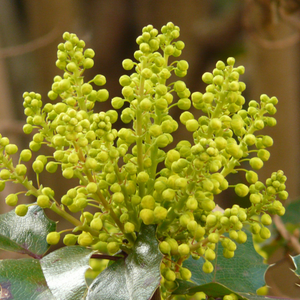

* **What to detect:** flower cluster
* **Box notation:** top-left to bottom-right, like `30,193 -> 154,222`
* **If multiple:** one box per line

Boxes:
0,22 -> 287,298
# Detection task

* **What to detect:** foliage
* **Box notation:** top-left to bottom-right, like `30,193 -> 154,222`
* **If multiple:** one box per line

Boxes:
0,22 -> 294,299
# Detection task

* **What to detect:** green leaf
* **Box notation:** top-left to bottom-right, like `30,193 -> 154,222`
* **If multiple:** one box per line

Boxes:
183,230 -> 268,294
0,258 -> 55,300
40,245 -> 93,300
0,205 -> 56,258
239,293 -> 292,300
86,224 -> 163,300
173,280 -> 248,299
291,254 -> 300,279
281,198 -> 300,225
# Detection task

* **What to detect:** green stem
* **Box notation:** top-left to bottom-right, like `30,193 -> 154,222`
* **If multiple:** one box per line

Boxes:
136,63 -> 146,197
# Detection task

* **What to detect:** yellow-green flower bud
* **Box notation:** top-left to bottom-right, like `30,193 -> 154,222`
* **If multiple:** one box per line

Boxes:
235,184 -> 249,197
159,241 -> 171,255
124,222 -> 135,233
112,192 -> 124,204
47,232 -> 60,245
63,234 -> 78,246
141,195 -> 155,210
154,206 -> 168,221
107,242 -> 120,255
37,195 -> 51,208
5,144 -> 18,155
261,214 -> 272,226
78,232 -> 93,246
140,209 -> 155,225
180,267 -> 191,280
205,248 -> 216,261
250,157 -> 264,170
5,194 -> 18,206
259,227 -> 271,239
90,218 -> 103,231
137,171 -> 149,183
202,261 -> 214,273
178,243 -> 190,256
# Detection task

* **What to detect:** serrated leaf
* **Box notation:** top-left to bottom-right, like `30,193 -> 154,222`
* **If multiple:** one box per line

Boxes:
183,230 -> 268,294
0,206 -> 56,258
0,258 -> 55,300
86,224 -> 163,300
40,245 -> 93,300
291,254 -> 300,279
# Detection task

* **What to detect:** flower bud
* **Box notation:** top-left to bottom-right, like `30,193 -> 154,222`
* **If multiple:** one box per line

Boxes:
140,209 -> 155,225
202,261 -> 214,273
159,241 -> 171,255
47,232 -> 60,245
124,222 -> 135,233
5,194 -> 18,206
78,232 -> 93,246
154,206 -> 168,221
250,157 -> 263,170
5,144 -> 18,155
90,218 -> 103,230
178,243 -> 190,256
259,227 -> 271,239
37,195 -> 51,208
63,234 -> 78,246
235,184 -> 249,197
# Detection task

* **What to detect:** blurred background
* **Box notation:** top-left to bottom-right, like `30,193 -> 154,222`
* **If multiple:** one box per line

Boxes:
1,0 -> 300,298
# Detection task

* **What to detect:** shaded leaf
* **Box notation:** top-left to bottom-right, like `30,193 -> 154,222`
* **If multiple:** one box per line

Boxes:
281,199 -> 300,225
40,245 -> 93,300
0,258 -> 55,300
173,280 -> 248,299
183,230 -> 268,294
239,293 -> 292,300
87,224 -> 163,300
0,206 -> 56,258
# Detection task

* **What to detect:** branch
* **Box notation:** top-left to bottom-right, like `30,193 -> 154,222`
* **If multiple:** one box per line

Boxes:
273,215 -> 300,254
0,27 -> 60,59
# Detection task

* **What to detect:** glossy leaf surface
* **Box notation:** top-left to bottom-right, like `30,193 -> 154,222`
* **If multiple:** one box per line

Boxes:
87,224 -> 162,300
0,258 -> 55,300
40,245 -> 93,300
0,206 -> 56,258
183,230 -> 268,294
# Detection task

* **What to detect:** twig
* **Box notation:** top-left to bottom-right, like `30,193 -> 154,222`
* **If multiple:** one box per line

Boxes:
0,27 -> 60,59
273,215 -> 300,254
